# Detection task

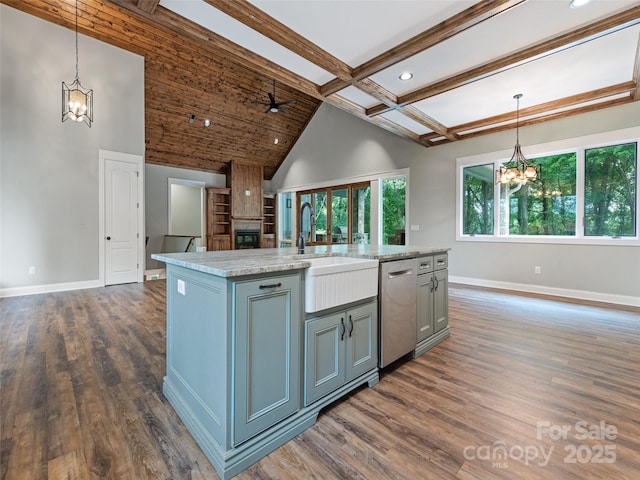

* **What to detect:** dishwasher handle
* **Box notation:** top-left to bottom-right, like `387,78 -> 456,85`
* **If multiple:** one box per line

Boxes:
387,269 -> 413,279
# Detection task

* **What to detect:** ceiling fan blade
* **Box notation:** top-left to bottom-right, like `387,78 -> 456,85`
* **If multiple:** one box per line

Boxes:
264,106 -> 272,113
277,100 -> 296,106
278,106 -> 290,113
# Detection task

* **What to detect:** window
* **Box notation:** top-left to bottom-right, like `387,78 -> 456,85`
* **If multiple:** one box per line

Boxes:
462,164 -> 494,235
457,128 -> 639,244
351,184 -> 371,244
382,176 -> 406,245
584,142 -> 637,237
500,153 -> 576,236
296,182 -> 372,245
278,192 -> 292,245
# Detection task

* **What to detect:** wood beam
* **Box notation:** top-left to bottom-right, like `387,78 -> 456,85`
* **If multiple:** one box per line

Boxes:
402,106 -> 457,141
456,97 -> 633,141
109,0 -> 324,100
394,5 -> 640,107
136,0 -> 159,15
450,82 -> 637,135
357,78 -> 398,107
203,0 -> 353,82
320,0 -> 527,96
632,31 -> 640,101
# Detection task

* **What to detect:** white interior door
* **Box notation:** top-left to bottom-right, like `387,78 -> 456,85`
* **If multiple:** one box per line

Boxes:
105,159 -> 139,285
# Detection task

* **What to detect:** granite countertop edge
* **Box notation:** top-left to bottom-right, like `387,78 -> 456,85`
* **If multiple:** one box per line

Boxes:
152,245 -> 450,278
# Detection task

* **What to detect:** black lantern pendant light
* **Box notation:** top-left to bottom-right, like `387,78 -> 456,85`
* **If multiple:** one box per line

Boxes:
62,0 -> 93,127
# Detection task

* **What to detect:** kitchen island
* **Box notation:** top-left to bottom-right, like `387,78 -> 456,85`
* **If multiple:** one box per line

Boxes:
152,245 -> 449,479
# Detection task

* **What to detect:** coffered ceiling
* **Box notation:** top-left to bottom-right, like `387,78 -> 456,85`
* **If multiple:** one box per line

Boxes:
5,0 -> 640,179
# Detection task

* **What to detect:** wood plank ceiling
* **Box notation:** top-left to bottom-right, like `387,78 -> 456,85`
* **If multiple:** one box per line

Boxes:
3,0 -> 640,180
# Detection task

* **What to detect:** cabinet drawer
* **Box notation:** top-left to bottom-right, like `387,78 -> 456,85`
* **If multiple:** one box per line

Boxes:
416,256 -> 434,273
434,254 -> 448,270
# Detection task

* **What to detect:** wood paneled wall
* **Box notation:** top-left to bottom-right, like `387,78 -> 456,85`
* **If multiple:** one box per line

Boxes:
2,0 -> 321,179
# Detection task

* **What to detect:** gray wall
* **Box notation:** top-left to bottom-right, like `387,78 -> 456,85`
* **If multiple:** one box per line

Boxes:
273,102 -> 640,304
145,164 -> 225,270
0,5 -> 144,292
169,185 -> 203,236
272,103 -> 414,188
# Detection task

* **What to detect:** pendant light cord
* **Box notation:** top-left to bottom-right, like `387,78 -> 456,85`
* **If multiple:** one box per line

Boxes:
75,0 -> 79,81
515,94 -> 521,146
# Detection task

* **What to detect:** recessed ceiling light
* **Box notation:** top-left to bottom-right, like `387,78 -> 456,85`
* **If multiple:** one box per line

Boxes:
569,0 -> 591,8
273,138 -> 279,145
399,72 -> 413,81
203,119 -> 211,127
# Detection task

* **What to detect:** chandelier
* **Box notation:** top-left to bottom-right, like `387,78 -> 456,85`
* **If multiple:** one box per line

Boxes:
496,94 -> 539,184
62,0 -> 93,127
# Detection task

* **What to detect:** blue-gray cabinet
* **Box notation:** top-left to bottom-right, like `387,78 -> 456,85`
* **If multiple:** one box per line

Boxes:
233,275 -> 301,445
414,254 -> 450,357
304,299 -> 377,406
162,265 -> 303,479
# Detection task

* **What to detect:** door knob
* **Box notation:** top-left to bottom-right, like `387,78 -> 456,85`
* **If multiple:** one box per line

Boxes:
106,236 -> 111,240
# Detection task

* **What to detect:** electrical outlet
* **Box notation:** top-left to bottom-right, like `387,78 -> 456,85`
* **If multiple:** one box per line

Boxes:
28,266 -> 36,275
177,279 -> 186,295
534,266 -> 541,274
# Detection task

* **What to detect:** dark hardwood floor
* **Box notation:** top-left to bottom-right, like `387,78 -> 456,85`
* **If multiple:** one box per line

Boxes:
1,282 -> 638,479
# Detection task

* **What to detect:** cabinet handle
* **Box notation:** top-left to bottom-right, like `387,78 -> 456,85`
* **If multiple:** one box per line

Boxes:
388,269 -> 413,278
429,278 -> 435,293
259,282 -> 282,289
348,315 -> 353,338
340,317 -> 346,341
434,277 -> 439,291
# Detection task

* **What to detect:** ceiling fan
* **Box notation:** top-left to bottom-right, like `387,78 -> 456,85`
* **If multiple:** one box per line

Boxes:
255,79 -> 296,113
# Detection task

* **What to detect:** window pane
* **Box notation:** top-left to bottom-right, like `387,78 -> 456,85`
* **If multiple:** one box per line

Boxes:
502,153 -> 577,235
279,192 -> 292,245
462,164 -> 494,235
331,188 -> 348,243
584,142 -> 637,237
351,185 -> 370,244
382,177 -> 406,245
313,191 -> 327,243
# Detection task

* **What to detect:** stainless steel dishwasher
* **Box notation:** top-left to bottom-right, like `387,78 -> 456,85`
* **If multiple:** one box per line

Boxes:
379,258 -> 417,367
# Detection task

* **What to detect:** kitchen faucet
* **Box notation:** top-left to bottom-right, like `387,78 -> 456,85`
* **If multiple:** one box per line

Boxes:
298,202 -> 315,254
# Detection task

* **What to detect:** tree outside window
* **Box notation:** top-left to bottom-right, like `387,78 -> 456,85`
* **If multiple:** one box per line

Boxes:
585,142 -> 637,237
382,177 -> 406,245
462,164 -> 494,235
460,139 -> 637,240
501,153 -> 577,235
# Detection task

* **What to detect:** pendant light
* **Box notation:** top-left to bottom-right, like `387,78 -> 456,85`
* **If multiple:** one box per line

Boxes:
62,0 -> 93,127
496,94 -> 539,184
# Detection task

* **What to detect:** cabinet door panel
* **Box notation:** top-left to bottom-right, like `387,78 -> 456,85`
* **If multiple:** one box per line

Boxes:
433,269 -> 448,334
417,274 -> 434,342
233,275 -> 300,445
345,302 -> 377,382
304,313 -> 344,406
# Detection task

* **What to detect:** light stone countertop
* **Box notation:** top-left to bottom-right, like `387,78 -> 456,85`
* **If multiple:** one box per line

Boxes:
152,244 -> 450,278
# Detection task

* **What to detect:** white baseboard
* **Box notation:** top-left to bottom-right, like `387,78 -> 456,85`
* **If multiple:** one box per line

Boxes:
0,279 -> 102,298
449,276 -> 640,308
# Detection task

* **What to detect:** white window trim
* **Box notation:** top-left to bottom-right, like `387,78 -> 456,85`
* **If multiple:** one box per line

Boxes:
456,127 -> 640,246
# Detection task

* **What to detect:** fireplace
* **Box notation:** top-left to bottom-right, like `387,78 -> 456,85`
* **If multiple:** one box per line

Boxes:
235,229 -> 260,249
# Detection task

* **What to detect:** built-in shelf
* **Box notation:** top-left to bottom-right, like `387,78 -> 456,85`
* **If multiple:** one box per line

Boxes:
207,187 -> 232,251
262,193 -> 276,248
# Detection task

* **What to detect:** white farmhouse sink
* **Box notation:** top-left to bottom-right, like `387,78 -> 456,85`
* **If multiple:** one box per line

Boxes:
304,256 -> 379,313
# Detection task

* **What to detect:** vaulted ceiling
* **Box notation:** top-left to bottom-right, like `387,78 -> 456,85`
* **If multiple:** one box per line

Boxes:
5,0 -> 640,179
